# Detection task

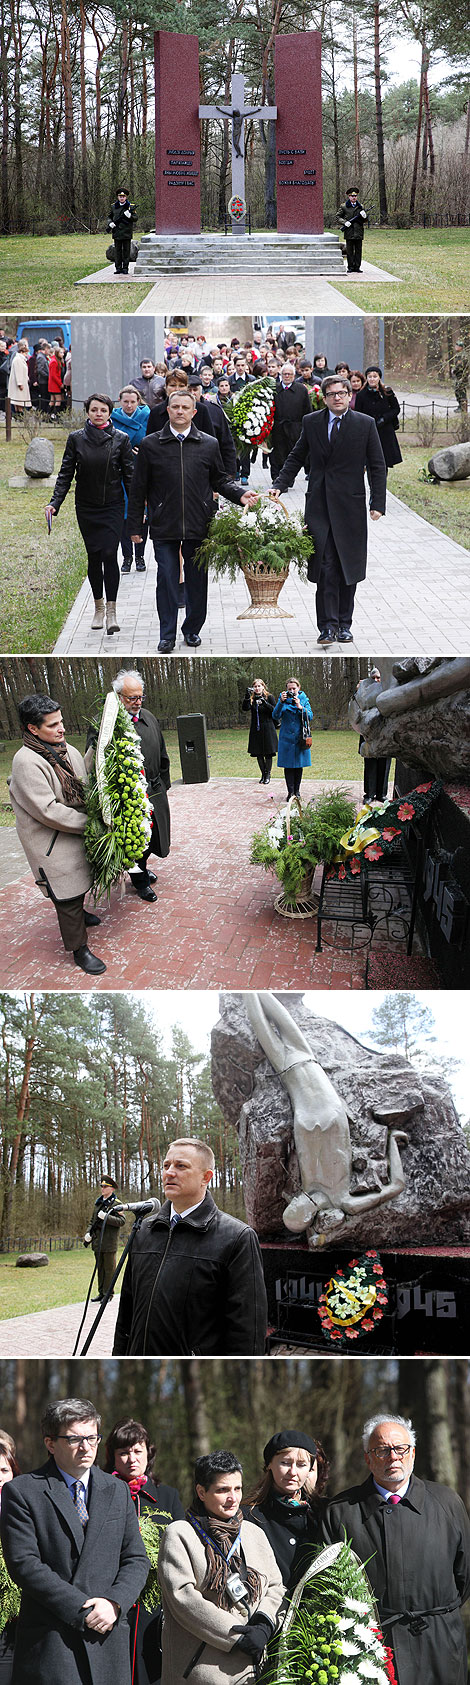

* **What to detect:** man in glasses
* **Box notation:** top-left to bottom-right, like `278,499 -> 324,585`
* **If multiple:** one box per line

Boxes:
324,1412 -> 470,1684
0,1396 -> 148,1685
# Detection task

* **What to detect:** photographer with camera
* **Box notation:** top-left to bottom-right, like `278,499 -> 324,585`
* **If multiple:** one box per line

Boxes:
84,1175 -> 126,1303
241,679 -> 278,786
157,1450 -> 283,1685
272,678 -> 313,799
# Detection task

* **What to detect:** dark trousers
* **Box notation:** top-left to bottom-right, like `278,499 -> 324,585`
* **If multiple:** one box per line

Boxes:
87,548 -> 120,601
115,238 -> 131,272
285,767 -> 303,797
93,1243 -> 118,1298
316,530 -> 356,632
257,754 -> 273,781
153,538 -> 207,642
237,449 -> 251,480
128,813 -> 158,887
121,515 -> 148,564
345,235 -> 363,271
50,890 -> 87,951
364,755 -> 391,801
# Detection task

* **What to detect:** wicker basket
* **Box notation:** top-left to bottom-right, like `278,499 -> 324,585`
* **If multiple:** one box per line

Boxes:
237,495 -> 294,620
273,796 -> 320,919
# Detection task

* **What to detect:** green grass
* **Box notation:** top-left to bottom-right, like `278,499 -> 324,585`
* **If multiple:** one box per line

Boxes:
1,227 -> 469,314
388,441 -> 470,550
0,1247 -> 121,1315
0,428 -> 87,650
0,728 -> 362,828
334,226 -> 470,313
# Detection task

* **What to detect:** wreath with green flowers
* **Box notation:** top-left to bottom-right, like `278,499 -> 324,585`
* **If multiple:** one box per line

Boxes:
84,695 -> 153,899
263,1540 -> 397,1685
318,1252 -> 388,1347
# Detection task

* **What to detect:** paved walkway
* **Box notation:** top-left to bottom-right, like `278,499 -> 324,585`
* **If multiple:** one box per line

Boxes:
54,457 -> 470,659
0,1297 -> 118,1357
75,259 -> 398,314
0,776 -> 433,993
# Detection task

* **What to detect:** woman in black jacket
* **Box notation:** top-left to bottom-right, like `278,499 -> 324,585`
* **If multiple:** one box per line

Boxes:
245,1429 -> 327,1591
242,679 -> 278,785
354,365 -> 403,470
46,392 -> 134,634
104,1417 -> 184,1685
0,1437 -> 21,1684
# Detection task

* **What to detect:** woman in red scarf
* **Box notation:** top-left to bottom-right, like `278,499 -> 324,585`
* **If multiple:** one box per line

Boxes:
104,1418 -> 184,1685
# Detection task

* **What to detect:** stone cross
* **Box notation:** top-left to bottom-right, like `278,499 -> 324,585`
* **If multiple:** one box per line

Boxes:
199,72 -> 277,234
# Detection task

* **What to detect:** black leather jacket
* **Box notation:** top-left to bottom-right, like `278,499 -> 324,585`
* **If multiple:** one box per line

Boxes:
127,421 -> 243,541
112,1192 -> 268,1356
50,421 -> 135,512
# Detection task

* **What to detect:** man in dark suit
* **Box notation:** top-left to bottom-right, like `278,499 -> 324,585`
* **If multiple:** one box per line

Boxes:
323,1412 -> 470,1685
270,362 -> 311,481
0,1396 -> 149,1685
271,374 -> 386,645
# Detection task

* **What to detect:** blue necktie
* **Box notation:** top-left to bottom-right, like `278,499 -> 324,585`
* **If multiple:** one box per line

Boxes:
73,1481 -> 89,1526
177,433 -> 186,442
170,1212 -> 182,1229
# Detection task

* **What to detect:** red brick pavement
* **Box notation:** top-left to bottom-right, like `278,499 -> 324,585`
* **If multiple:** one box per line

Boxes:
0,776 -> 401,992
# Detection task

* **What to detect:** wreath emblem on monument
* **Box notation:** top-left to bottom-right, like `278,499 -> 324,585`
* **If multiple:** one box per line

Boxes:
318,1252 -> 388,1345
228,193 -> 246,220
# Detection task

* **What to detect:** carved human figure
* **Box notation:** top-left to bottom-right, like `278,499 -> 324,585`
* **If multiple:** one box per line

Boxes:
245,992 -> 407,1243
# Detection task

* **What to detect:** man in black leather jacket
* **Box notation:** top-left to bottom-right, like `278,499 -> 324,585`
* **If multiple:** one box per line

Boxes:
128,388 -> 257,652
112,1137 -> 268,1356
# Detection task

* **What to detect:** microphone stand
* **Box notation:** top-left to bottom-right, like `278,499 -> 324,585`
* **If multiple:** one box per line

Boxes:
78,1209 -> 149,1356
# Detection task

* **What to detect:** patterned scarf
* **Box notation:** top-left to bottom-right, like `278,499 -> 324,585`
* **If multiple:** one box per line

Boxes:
22,728 -> 85,808
186,1507 -> 262,1611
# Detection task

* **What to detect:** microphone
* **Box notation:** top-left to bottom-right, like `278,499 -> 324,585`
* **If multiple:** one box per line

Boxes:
114,1198 -> 160,1215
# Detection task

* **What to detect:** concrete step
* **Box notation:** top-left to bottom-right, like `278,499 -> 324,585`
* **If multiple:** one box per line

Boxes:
134,232 -> 345,277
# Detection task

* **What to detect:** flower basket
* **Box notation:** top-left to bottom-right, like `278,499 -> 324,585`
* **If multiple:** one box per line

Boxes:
251,789 -> 357,918
195,495 -> 314,621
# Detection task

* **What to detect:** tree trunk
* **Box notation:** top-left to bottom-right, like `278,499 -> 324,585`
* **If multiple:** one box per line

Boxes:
182,1360 -> 210,1462
0,0 -> 10,233
409,39 -> 426,219
353,8 -> 362,184
374,0 -> 388,223
60,0 -> 75,220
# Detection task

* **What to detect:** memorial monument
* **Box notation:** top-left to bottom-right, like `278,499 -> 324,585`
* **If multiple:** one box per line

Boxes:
211,991 -> 470,1351
134,29 -> 344,275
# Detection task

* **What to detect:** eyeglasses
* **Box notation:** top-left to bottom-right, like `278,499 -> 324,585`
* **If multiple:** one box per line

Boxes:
370,1445 -> 412,1461
57,1435 -> 101,1447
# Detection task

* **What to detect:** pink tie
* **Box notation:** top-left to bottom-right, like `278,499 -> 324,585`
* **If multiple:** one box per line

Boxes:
388,1494 -> 401,1505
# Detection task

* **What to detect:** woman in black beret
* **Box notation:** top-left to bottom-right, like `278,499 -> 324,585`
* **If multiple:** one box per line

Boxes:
245,1429 -> 328,1589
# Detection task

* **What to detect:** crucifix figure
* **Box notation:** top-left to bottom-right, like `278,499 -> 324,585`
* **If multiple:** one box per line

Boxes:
199,72 -> 277,233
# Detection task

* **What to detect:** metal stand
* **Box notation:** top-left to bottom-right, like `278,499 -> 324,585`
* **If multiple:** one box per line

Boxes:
78,1211 -> 148,1356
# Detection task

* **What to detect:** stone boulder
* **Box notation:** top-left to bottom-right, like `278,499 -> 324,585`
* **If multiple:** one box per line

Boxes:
16,1252 -> 49,1267
211,992 -> 470,1247
428,441 -> 470,480
24,439 -> 55,479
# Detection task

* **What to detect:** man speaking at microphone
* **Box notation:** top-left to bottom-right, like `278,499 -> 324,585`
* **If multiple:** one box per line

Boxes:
112,1137 -> 268,1357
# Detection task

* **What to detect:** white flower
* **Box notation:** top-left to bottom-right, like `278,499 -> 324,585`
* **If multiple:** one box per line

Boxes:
357,1663 -> 387,1680
340,1639 -> 360,1655
354,1623 -> 377,1645
338,1618 -> 356,1630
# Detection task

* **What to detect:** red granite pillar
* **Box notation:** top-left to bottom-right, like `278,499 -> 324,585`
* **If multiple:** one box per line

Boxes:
154,31 -> 201,234
275,32 -> 324,235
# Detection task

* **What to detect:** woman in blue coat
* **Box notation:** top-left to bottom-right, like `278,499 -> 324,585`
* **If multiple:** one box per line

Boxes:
273,678 -> 313,797
111,386 -> 150,573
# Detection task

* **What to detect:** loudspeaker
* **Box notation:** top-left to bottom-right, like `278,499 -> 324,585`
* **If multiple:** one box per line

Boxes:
177,713 -> 210,783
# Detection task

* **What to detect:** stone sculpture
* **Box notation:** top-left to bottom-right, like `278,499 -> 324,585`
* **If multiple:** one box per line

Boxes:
211,991 -> 470,1248
349,656 -> 470,781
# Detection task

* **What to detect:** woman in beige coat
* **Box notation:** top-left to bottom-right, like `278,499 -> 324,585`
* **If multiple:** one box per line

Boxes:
158,1451 -> 284,1685
7,340 -> 31,409
9,692 -> 105,975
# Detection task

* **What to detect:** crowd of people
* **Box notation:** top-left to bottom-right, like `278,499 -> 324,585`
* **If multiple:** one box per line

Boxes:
39,324 -> 404,647
1,1401 -> 469,1685
0,332 -> 71,416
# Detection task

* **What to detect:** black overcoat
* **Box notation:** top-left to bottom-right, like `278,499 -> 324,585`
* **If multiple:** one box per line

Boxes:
247,1491 -> 323,1590
323,1472 -> 470,1685
273,407 -> 387,584
125,1478 -> 184,1685
241,691 -> 278,758
270,381 -> 312,472
132,709 -> 171,858
354,384 -> 403,467
0,1459 -> 149,1685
